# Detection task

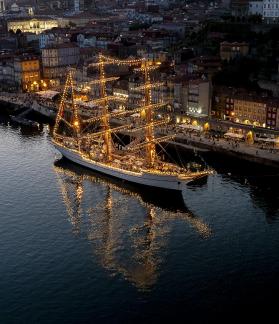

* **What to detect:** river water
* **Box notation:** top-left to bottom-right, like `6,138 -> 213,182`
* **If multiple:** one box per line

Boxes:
1,118 -> 279,323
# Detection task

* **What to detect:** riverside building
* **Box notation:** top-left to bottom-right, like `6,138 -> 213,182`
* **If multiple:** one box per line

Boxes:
14,55 -> 41,92
41,43 -> 80,85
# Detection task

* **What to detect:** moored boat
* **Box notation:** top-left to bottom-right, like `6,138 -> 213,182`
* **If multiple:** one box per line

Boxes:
52,55 -> 211,191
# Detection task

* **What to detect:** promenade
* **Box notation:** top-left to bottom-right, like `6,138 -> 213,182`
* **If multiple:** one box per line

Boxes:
171,129 -> 279,166
0,92 -> 33,109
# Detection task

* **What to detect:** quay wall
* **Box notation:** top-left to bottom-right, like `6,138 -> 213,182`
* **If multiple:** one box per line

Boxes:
173,136 -> 279,168
0,99 -> 26,114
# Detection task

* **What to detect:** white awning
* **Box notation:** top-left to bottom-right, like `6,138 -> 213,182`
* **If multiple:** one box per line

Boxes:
36,90 -> 59,99
178,124 -> 202,131
224,132 -> 244,139
256,137 -> 279,143
81,101 -> 98,108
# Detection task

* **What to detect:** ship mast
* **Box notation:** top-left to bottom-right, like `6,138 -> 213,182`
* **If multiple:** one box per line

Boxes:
85,55 -> 143,161
53,55 -> 173,166
143,60 -> 156,167
132,60 -> 167,167
98,54 -> 112,162
70,69 -> 80,139
53,68 -> 80,141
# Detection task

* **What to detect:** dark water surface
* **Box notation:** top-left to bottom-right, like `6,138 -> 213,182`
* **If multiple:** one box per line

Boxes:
1,120 -> 279,323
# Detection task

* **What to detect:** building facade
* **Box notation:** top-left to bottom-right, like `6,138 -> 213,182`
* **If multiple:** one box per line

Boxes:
233,97 -> 267,127
212,87 -> 279,129
231,0 -> 249,16
220,42 -> 249,61
247,0 -> 279,22
7,18 -> 67,35
14,55 -> 41,91
41,43 -> 80,83
248,1 -> 263,15
263,0 -> 279,23
173,77 -> 212,118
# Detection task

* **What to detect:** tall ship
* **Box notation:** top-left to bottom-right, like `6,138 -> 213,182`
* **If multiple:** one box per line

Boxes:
52,54 -> 210,191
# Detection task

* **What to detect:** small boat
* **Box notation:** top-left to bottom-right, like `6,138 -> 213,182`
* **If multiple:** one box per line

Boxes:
10,115 -> 40,128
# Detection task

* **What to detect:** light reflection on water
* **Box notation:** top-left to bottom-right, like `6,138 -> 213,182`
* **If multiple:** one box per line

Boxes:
54,159 -> 212,291
2,117 -> 279,323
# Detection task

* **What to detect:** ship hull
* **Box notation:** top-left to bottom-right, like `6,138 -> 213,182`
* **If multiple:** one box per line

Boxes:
53,143 -> 195,191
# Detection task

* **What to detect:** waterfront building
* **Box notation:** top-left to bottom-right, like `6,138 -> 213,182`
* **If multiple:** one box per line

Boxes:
14,54 -> 41,92
211,87 -> 236,120
233,96 -> 267,127
220,41 -> 249,61
212,87 -> 279,129
266,102 -> 279,128
41,43 -> 80,84
186,78 -> 212,118
173,77 -> 212,119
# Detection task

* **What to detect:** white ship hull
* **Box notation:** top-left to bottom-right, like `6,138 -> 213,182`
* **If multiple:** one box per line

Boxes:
53,143 -> 202,191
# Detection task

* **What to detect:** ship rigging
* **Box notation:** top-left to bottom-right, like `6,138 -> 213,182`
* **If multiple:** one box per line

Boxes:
52,54 -> 211,191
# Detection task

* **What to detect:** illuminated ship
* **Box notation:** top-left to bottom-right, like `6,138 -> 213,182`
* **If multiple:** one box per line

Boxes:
52,54 -> 210,191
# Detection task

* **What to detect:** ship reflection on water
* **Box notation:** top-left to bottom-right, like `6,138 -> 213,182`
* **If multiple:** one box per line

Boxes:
54,158 -> 212,291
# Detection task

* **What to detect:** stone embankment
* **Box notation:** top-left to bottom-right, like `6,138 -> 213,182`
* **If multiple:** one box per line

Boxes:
171,132 -> 279,168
